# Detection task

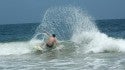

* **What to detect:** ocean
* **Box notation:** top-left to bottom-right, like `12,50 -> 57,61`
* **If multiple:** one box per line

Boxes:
0,6 -> 125,70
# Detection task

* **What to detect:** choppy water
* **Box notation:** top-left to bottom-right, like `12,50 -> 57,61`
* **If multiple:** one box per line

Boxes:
1,52 -> 125,70
0,6 -> 125,70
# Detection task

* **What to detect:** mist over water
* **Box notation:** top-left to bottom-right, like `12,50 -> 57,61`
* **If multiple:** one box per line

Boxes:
35,6 -> 98,40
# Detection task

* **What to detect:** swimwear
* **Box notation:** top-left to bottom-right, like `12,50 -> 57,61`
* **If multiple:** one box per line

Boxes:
46,44 -> 54,48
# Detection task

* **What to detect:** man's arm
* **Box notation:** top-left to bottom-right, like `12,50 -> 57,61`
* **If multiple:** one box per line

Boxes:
54,38 -> 59,46
43,31 -> 51,36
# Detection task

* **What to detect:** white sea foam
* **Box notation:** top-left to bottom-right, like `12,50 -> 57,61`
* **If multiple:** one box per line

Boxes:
85,32 -> 125,53
0,41 -> 31,55
72,27 -> 125,53
0,39 -> 44,55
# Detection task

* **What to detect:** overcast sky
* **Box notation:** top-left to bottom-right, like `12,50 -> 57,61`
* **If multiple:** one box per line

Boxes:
0,0 -> 125,24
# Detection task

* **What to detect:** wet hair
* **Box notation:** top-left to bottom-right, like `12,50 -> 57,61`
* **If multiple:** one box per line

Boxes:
52,34 -> 56,37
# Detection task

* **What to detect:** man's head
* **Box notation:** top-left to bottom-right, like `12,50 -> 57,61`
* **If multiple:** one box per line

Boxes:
52,34 -> 56,37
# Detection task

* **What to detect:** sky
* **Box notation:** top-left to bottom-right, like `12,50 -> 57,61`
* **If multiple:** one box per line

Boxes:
0,0 -> 125,24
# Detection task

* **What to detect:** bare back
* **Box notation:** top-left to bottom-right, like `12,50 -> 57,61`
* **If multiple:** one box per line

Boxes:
46,36 -> 57,46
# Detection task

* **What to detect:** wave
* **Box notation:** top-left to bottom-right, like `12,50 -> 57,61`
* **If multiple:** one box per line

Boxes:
0,39 -> 72,56
0,41 -> 31,55
0,39 -> 48,55
72,31 -> 125,53
2,33 -> 125,56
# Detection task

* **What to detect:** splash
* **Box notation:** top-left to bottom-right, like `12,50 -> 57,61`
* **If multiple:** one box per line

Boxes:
34,6 -> 98,40
33,6 -> 125,53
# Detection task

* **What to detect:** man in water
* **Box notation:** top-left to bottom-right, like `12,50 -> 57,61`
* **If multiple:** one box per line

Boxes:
44,31 -> 58,48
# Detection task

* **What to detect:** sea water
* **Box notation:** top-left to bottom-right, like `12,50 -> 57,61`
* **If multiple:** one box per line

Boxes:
0,6 -> 125,70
